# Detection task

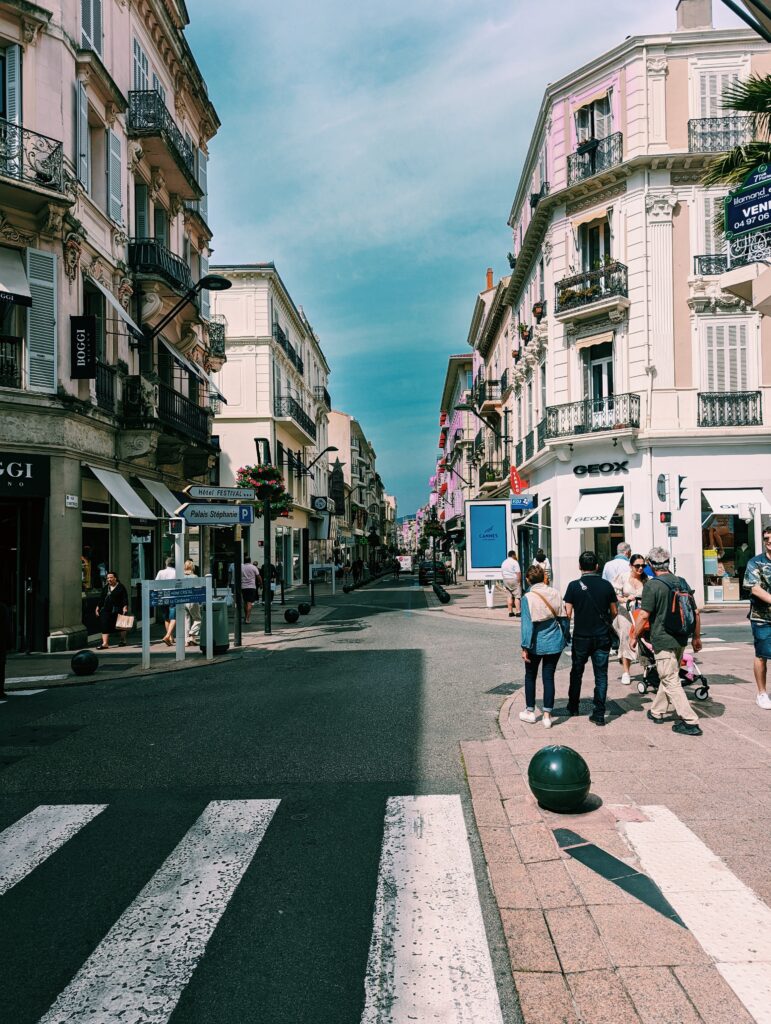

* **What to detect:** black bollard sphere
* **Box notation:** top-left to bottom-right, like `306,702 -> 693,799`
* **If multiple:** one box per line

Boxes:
433,584 -> 451,604
284,608 -> 300,624
528,745 -> 591,813
343,584 -> 353,593
298,602 -> 311,615
71,649 -> 99,677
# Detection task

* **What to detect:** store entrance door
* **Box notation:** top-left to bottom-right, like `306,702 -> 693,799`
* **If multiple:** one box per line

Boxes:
0,502 -> 21,649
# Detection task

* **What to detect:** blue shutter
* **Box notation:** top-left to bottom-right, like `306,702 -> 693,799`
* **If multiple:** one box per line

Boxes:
5,44 -> 20,126
26,249 -> 57,392
107,129 -> 122,222
134,183 -> 148,237
76,81 -> 89,185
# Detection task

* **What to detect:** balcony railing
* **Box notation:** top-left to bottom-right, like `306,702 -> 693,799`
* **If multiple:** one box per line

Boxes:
314,385 -> 331,410
272,322 -> 304,374
128,238 -> 194,294
688,116 -> 753,154
698,391 -> 762,428
127,90 -> 196,179
545,393 -> 641,439
0,336 -> 21,388
479,462 -> 504,486
525,431 -> 534,461
478,380 -> 501,405
555,261 -> 628,314
95,360 -> 116,413
515,440 -> 523,467
274,395 -> 317,441
728,228 -> 771,268
158,381 -> 209,443
537,418 -> 546,450
567,132 -> 623,185
530,181 -> 550,210
0,116 -> 65,194
207,315 -> 226,358
694,254 -> 728,276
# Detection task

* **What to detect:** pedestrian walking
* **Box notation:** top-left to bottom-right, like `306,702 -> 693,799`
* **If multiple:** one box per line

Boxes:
613,553 -> 646,686
744,524 -> 771,710
602,542 -> 631,585
500,550 -> 522,618
629,546 -> 703,736
0,599 -> 11,699
531,548 -> 552,586
519,565 -> 569,729
155,557 -> 176,646
241,556 -> 260,624
94,571 -> 129,650
352,558 -> 364,585
183,559 -> 201,647
563,551 -> 618,726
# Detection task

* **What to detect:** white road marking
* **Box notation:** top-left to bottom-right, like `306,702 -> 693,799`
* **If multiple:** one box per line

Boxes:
701,637 -> 725,643
0,805 -> 107,896
361,795 -> 504,1024
7,675 -> 67,684
6,688 -> 47,695
38,799 -> 279,1024
623,805 -> 771,1024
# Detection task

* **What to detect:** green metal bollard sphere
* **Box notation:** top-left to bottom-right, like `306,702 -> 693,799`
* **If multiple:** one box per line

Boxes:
284,608 -> 300,624
71,649 -> 99,676
528,745 -> 591,813
298,602 -> 311,615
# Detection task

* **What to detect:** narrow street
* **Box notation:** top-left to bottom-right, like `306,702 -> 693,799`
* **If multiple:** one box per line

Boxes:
0,578 -> 522,1023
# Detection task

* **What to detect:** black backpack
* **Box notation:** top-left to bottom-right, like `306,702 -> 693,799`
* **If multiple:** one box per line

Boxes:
654,576 -> 697,641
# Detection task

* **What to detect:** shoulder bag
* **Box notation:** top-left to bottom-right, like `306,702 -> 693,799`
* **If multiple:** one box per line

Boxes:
530,590 -> 571,650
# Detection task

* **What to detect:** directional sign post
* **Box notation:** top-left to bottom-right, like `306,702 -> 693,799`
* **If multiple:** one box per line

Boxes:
177,503 -> 255,526
186,485 -> 256,501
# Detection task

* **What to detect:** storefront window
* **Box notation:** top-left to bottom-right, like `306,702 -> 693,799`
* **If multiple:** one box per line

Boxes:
701,495 -> 754,603
292,528 -> 302,584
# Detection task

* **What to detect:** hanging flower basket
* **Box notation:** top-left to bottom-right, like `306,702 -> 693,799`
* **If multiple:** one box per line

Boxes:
518,323 -> 533,343
235,464 -> 293,520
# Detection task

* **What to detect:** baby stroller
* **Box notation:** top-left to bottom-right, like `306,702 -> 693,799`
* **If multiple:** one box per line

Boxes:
635,634 -> 710,701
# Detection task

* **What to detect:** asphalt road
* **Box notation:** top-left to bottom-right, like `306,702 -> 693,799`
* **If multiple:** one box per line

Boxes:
0,578 -> 523,1024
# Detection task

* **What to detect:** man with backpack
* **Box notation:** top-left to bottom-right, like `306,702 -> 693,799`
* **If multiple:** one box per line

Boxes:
630,545 -> 702,736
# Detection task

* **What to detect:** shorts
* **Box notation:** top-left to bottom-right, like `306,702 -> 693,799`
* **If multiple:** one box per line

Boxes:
242,588 -> 257,603
503,580 -> 521,598
751,620 -> 771,659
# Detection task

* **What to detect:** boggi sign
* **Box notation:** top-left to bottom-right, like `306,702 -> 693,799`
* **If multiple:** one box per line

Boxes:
0,453 -> 50,496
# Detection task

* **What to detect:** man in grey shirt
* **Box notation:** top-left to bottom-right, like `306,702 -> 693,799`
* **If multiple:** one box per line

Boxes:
602,542 -> 631,585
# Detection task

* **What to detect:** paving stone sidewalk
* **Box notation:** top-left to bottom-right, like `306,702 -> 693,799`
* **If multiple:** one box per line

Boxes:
464,658 -> 771,1024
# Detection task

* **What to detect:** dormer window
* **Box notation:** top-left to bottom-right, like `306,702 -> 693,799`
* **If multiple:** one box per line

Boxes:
575,92 -> 612,144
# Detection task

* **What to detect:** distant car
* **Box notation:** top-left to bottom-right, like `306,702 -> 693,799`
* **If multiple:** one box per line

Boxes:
418,560 -> 448,585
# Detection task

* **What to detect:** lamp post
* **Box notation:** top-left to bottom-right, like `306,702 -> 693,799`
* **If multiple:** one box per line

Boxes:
429,505 -> 439,584
254,437 -> 273,635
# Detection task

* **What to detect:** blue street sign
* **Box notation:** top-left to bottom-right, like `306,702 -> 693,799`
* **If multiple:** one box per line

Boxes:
150,587 -> 207,608
239,505 -> 255,524
511,495 -> 536,511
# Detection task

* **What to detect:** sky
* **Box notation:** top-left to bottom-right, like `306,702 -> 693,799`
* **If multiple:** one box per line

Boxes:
185,0 -> 744,516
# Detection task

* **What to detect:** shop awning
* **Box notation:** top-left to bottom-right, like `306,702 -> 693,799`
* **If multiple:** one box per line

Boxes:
90,467 -> 156,519
515,498 -> 550,529
206,370 -> 227,403
567,490 -> 622,530
138,477 -> 182,517
0,247 -> 32,307
86,275 -> 142,339
703,489 -> 771,516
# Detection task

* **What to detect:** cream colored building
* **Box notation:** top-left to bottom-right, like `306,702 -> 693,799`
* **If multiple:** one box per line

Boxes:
0,0 -> 221,650
211,263 -> 333,586
328,410 -> 381,562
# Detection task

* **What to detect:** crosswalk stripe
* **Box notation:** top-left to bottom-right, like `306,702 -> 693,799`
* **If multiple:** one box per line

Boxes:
0,805 -> 107,897
361,795 -> 504,1023
38,799 -> 279,1024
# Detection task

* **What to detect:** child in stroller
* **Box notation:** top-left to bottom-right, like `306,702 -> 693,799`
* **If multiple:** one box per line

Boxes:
635,632 -> 710,701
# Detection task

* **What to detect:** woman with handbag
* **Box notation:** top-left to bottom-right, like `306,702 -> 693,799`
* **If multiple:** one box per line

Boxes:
95,571 -> 129,650
519,564 -> 569,729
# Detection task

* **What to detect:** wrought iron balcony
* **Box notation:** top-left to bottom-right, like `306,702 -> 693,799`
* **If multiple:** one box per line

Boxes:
728,228 -> 771,268
158,381 -> 209,443
0,116 -> 65,195
688,116 -> 753,154
95,360 -> 116,413
274,395 -> 317,441
693,254 -> 728,276
272,322 -> 304,374
0,336 -> 21,388
479,461 -> 504,486
530,181 -> 550,209
567,132 -> 623,185
127,91 -> 197,188
478,380 -> 501,406
128,238 -> 194,294
555,261 -> 628,315
314,385 -> 331,410
545,393 -> 641,439
698,391 -> 762,428
207,314 -> 226,358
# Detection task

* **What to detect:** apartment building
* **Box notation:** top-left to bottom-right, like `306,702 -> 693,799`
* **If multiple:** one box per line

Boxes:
328,410 -> 383,563
467,0 -> 771,601
433,353 -> 476,561
210,263 -> 333,586
0,0 -> 222,650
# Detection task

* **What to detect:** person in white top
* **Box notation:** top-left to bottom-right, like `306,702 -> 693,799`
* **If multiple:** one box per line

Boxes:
155,557 -> 177,646
240,557 -> 261,624
500,550 -> 522,617
602,542 -> 631,585
531,548 -> 552,586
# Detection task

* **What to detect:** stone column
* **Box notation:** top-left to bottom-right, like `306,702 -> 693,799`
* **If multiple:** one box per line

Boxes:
48,455 -> 88,650
646,192 -> 678,389
647,58 -> 668,152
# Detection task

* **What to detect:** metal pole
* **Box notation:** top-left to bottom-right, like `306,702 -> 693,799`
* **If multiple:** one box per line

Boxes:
174,527 -> 185,663
280,580 -> 285,605
233,527 -> 243,647
263,498 -> 272,635
310,580 -> 315,606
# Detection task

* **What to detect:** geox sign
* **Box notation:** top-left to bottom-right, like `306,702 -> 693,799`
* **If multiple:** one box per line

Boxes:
573,461 -> 628,477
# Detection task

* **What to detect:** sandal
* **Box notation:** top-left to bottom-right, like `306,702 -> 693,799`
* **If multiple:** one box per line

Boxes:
162,637 -> 173,647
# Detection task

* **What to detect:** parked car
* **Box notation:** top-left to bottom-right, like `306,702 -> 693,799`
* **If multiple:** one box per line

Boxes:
418,560 -> 448,585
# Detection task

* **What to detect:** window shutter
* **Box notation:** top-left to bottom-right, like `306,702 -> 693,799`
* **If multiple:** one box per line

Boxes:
76,81 -> 89,185
276,441 -> 284,473
197,148 -> 208,221
133,39 -> 148,91
199,254 -> 209,319
107,129 -> 122,223
5,44 -> 21,126
26,249 -> 57,392
93,0 -> 103,55
152,73 -> 166,104
134,183 -> 148,237
81,0 -> 92,48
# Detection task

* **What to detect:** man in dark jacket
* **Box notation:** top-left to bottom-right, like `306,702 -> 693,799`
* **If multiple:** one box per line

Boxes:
563,551 -> 618,726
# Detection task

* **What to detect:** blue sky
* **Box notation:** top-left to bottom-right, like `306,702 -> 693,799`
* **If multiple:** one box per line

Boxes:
186,0 -> 743,515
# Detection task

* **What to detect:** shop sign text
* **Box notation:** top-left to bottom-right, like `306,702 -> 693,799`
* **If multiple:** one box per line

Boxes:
573,461 -> 628,477
0,453 -> 50,496
70,315 -> 97,380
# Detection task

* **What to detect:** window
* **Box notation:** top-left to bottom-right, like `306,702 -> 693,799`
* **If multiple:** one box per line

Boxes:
702,321 -> 749,392
83,280 -> 106,362
134,182 -> 149,237
0,295 -> 24,389
81,0 -> 103,56
579,217 -> 611,271
153,205 -> 168,247
699,71 -> 739,118
575,92 -> 612,142
151,72 -> 166,105
702,194 -> 727,256
133,39 -> 148,91
537,146 -> 547,187
540,362 -> 547,415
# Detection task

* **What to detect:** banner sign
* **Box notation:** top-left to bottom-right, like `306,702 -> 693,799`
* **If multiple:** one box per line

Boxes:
186,485 -> 255,500
70,315 -> 97,379
510,465 -> 528,494
0,452 -> 50,496
464,499 -> 513,581
725,164 -> 771,240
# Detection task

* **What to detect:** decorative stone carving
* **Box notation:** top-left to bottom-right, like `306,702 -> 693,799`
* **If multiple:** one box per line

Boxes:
38,204 -> 65,239
88,257 -> 107,284
104,102 -> 119,127
141,286 -> 164,323
687,276 -> 746,314
129,144 -> 144,175
169,193 -> 183,218
542,237 -> 552,264
0,212 -> 34,246
607,308 -> 627,325
179,326 -> 199,355
22,18 -> 45,46
646,57 -> 668,76
150,168 -> 166,200
566,181 -> 626,216
63,233 -> 84,282
119,431 -> 158,461
111,227 -> 128,259
645,192 -> 678,222
118,276 -> 134,309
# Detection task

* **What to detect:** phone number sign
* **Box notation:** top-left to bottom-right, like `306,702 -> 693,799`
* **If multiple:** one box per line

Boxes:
725,164 -> 771,240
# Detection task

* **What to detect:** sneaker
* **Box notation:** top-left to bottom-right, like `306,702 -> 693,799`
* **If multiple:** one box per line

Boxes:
621,672 -> 631,686
508,612 -> 515,618
589,711 -> 605,727
672,720 -> 702,736
757,692 -> 771,710
542,713 -> 553,729
519,710 -> 537,724
646,710 -> 667,724
566,705 -> 580,716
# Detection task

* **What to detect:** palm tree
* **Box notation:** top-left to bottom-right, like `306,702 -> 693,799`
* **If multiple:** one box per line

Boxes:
702,75 -> 771,187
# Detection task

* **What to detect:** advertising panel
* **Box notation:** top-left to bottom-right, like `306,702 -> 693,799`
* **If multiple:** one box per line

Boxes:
70,315 -> 97,379
464,499 -> 513,581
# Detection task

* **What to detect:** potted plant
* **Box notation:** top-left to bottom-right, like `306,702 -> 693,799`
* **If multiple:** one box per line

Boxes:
518,323 -> 533,343
235,464 -> 293,519
532,301 -> 545,323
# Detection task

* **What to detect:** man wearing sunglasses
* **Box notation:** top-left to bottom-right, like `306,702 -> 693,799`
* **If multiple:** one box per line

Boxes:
744,525 -> 771,710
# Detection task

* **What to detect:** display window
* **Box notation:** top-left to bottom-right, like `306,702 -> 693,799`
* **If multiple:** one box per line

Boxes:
701,498 -> 754,603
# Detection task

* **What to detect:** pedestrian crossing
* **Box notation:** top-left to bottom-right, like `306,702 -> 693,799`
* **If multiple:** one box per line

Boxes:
0,795 -> 503,1023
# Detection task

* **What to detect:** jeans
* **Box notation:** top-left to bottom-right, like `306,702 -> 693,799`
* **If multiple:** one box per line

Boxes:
568,635 -> 611,713
524,652 -> 560,711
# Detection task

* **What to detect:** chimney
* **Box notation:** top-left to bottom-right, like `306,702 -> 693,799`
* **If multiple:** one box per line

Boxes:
676,0 -> 712,30
486,267 -> 494,290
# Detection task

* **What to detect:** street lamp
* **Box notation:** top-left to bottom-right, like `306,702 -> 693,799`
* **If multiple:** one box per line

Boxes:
293,445 -> 339,476
454,401 -> 510,442
142,273 -> 232,342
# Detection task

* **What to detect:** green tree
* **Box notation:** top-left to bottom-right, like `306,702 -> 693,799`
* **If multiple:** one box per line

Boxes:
703,75 -> 771,188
